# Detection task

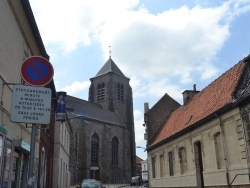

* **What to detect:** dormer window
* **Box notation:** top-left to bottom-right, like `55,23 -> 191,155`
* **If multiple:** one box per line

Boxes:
97,83 -> 105,102
117,83 -> 124,102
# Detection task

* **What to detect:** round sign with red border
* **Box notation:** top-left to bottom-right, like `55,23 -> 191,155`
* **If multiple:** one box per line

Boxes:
21,56 -> 54,86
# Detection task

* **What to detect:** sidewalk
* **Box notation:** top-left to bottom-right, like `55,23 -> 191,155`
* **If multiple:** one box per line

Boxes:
70,183 -> 130,188
103,184 -> 130,188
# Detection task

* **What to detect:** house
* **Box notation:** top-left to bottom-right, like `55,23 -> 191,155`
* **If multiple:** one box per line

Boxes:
136,156 -> 144,177
140,159 -> 148,181
0,0 -> 56,187
52,106 -> 73,188
145,55 -> 250,187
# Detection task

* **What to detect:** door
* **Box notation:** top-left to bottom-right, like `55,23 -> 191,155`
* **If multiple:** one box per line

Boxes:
194,141 -> 204,188
90,170 -> 100,180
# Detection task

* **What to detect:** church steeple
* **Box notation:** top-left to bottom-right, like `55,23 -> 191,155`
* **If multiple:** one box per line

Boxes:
94,57 -> 125,77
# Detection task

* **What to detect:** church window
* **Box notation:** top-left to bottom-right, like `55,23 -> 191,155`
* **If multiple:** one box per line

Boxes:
117,83 -> 124,102
111,137 -> 119,165
168,151 -> 174,176
179,147 -> 187,174
97,83 -> 105,102
214,133 -> 224,169
151,157 -> 156,178
91,133 -> 100,165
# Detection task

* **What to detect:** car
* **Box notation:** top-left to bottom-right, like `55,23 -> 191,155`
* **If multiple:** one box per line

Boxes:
131,176 -> 142,186
81,179 -> 105,188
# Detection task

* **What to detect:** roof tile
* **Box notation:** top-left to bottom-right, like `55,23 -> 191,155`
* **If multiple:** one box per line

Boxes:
150,61 -> 245,146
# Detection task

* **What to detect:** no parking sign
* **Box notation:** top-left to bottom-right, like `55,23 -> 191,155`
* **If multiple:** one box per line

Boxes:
21,56 -> 54,86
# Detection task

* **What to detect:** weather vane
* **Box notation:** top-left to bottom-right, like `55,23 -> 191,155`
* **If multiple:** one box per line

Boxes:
109,45 -> 111,58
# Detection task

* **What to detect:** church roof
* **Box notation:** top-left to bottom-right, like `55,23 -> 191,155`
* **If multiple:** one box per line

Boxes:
66,95 -> 123,126
95,57 -> 125,77
149,60 -> 246,148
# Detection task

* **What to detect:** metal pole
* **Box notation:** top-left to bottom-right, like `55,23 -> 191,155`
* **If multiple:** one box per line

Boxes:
27,124 -> 37,188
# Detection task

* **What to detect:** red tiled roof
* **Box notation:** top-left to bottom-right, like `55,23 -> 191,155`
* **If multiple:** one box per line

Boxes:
136,156 -> 144,164
150,61 -> 245,147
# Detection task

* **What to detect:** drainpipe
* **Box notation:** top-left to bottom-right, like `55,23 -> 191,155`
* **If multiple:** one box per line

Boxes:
215,114 -> 230,187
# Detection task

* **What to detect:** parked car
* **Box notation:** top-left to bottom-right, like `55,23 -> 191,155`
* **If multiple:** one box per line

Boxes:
81,179 -> 105,188
131,176 -> 142,186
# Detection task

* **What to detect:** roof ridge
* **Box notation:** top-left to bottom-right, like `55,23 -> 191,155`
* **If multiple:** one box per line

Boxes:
199,61 -> 244,94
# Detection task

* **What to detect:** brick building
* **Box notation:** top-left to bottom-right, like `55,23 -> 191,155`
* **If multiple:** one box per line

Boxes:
135,156 -> 144,177
68,57 -> 136,184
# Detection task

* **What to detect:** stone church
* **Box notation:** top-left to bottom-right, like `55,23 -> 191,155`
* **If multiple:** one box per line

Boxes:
67,57 -> 136,184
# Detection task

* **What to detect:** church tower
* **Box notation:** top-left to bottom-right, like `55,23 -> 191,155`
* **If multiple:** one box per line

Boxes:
88,56 -> 136,176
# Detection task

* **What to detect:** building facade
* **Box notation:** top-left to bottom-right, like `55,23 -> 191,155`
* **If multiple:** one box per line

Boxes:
52,119 -> 72,188
140,159 -> 148,181
0,0 -> 56,187
68,57 -> 136,184
136,156 -> 143,177
145,55 -> 250,187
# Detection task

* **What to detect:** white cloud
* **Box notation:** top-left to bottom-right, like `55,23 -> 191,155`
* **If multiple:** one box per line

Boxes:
29,0 -> 250,85
58,80 -> 90,95
134,109 -> 145,145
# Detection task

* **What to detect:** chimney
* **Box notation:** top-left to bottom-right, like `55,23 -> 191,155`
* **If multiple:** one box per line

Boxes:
144,102 -> 149,113
182,84 -> 199,105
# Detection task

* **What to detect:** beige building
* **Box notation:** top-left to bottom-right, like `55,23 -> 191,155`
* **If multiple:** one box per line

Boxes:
145,55 -> 250,187
0,0 -> 55,187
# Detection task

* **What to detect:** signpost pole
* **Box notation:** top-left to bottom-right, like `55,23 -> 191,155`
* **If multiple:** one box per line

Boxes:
14,56 -> 54,188
27,124 -> 37,188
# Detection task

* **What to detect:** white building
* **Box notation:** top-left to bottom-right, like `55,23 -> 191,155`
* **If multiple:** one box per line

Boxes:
52,119 -> 72,188
140,159 -> 148,180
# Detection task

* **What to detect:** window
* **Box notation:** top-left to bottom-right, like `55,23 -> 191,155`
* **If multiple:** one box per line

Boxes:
111,137 -> 119,165
160,155 -> 164,177
179,147 -> 187,174
117,83 -> 124,101
152,157 -> 156,178
91,133 -> 100,165
214,133 -> 224,169
168,151 -> 174,176
97,83 -> 105,102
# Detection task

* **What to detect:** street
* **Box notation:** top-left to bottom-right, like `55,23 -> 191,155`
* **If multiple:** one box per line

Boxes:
70,183 -> 147,188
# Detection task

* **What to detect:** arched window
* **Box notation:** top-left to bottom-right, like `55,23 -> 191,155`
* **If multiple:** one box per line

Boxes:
91,133 -> 100,165
168,151 -> 174,176
151,157 -> 156,178
117,83 -> 124,102
111,137 -> 119,165
160,155 -> 164,177
97,83 -> 105,102
214,132 -> 224,169
179,147 -> 187,174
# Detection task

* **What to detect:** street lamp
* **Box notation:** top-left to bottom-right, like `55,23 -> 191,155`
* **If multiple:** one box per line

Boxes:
61,114 -> 87,122
136,146 -> 147,152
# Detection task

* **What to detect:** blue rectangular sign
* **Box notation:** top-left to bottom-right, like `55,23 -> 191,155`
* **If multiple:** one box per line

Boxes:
56,91 -> 67,121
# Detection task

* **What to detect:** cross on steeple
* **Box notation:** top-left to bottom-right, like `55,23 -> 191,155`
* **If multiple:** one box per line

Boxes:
109,45 -> 111,58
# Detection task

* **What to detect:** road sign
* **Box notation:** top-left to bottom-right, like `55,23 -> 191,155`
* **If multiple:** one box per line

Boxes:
21,56 -> 54,86
10,85 -> 52,124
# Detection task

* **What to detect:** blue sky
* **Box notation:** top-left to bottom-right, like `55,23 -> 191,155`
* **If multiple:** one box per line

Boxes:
29,0 -> 250,160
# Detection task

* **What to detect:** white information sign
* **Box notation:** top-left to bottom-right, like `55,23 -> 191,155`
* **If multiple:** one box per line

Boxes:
11,85 -> 52,124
